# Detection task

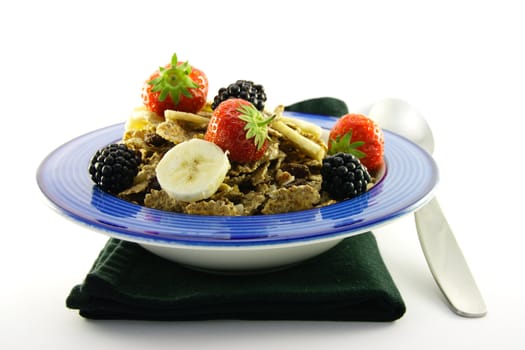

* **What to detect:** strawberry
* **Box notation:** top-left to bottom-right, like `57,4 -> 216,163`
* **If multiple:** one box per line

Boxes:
328,113 -> 384,173
205,99 -> 275,163
141,53 -> 208,116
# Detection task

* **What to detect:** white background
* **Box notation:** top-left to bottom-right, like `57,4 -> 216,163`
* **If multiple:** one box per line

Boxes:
2,0 -> 524,349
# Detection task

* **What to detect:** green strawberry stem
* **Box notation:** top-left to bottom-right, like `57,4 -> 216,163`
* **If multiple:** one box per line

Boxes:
148,53 -> 199,104
237,104 -> 276,150
328,131 -> 367,158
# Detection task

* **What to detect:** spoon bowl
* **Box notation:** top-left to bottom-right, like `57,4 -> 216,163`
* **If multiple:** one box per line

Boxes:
367,98 -> 487,318
369,98 -> 435,154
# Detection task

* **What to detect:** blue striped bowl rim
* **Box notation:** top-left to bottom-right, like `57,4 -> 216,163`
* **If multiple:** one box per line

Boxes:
37,111 -> 438,247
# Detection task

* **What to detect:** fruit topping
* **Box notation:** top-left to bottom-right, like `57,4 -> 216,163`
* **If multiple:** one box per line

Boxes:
321,152 -> 371,200
205,98 -> 275,163
89,143 -> 142,194
141,53 -> 208,116
155,138 -> 231,202
328,113 -> 384,173
211,80 -> 267,111
87,51 -> 382,215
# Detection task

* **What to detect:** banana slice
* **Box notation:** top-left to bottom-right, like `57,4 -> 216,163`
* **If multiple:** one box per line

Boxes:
164,109 -> 210,128
279,116 -> 323,139
125,106 -> 163,132
156,138 -> 231,202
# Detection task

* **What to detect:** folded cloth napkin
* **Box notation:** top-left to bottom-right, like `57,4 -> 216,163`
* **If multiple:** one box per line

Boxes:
67,233 -> 405,321
66,97 -> 405,321
284,97 -> 349,117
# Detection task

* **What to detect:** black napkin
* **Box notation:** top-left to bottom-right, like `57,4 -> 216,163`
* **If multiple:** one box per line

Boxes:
285,97 -> 349,117
66,97 -> 405,321
67,233 -> 405,321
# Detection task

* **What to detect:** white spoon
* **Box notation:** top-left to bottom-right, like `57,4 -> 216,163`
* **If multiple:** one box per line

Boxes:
369,98 -> 487,318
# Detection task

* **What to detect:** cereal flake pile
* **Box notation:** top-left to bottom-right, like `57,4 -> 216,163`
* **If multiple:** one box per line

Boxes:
119,105 -> 333,215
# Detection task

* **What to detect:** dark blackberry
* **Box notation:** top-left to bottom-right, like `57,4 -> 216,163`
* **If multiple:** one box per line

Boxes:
211,80 -> 267,110
89,143 -> 142,194
321,152 -> 371,200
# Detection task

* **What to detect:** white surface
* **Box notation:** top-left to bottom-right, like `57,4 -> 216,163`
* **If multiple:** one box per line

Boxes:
2,0 -> 524,349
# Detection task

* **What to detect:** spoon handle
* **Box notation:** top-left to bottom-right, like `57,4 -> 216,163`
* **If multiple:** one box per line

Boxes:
414,197 -> 487,317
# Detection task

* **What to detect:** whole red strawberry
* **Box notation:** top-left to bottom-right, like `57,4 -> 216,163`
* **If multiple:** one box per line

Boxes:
328,113 -> 384,173
205,99 -> 275,163
141,53 -> 208,116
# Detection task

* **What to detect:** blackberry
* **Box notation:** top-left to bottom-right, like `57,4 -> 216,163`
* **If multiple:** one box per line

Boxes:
89,143 -> 141,194
211,80 -> 267,111
321,152 -> 371,200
